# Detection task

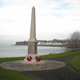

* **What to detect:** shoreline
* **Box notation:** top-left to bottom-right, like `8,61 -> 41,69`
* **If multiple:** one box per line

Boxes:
14,44 -> 65,47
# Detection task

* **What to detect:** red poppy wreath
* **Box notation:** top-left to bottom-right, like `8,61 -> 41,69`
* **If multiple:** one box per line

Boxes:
27,56 -> 32,61
35,56 -> 41,61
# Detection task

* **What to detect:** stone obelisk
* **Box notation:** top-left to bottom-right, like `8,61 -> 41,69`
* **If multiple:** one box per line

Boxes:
28,6 -> 38,54
24,6 -> 38,63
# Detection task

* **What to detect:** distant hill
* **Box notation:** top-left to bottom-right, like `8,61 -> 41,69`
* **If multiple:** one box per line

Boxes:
15,39 -> 67,45
15,41 -> 28,45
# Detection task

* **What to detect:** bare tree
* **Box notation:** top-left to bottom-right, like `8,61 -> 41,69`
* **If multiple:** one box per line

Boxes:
65,31 -> 80,52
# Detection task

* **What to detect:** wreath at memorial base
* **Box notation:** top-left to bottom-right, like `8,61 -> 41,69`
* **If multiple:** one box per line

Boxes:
27,56 -> 32,61
35,56 -> 41,61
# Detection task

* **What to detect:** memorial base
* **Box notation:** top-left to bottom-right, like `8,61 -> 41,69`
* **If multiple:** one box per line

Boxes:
24,54 -> 39,64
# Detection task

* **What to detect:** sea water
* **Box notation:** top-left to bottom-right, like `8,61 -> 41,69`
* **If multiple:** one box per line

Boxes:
0,45 -> 64,58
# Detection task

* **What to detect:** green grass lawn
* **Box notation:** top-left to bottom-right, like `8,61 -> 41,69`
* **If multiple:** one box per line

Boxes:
40,51 -> 80,59
0,51 -> 80,80
66,55 -> 80,73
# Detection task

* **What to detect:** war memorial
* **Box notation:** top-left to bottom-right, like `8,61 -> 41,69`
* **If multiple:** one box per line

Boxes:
0,6 -> 66,72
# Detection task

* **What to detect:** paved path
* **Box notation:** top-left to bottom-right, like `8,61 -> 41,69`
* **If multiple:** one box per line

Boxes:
21,53 -> 80,80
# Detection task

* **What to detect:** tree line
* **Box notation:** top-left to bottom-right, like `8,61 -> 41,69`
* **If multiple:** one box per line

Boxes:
65,31 -> 80,52
15,41 -> 28,45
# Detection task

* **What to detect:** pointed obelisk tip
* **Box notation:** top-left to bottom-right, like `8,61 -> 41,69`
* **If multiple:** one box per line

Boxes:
32,6 -> 35,8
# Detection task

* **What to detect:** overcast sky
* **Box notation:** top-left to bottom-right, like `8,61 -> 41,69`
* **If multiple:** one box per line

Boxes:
0,0 -> 80,44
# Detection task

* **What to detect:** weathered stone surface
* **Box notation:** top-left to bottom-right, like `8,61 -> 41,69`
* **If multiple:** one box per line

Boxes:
28,42 -> 37,54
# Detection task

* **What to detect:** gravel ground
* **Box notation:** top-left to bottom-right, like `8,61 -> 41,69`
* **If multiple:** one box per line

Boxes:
0,60 -> 65,71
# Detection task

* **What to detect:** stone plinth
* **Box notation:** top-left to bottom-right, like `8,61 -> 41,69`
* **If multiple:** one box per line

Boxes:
27,42 -> 38,54
24,54 -> 41,64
